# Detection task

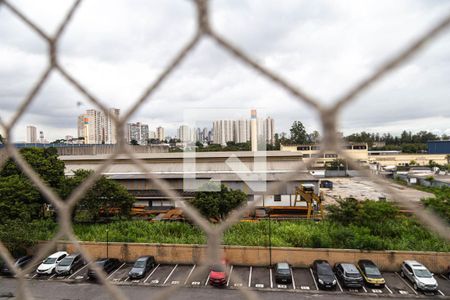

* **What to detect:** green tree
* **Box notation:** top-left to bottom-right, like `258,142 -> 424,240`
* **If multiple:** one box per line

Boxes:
0,175 -> 41,224
191,184 -> 247,221
325,159 -> 347,170
289,121 -> 308,145
63,170 -> 135,222
1,147 -> 65,189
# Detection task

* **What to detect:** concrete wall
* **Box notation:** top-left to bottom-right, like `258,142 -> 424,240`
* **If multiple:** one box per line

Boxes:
54,241 -> 450,273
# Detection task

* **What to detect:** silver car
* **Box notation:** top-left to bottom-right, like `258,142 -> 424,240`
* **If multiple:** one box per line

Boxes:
55,253 -> 84,276
400,260 -> 438,292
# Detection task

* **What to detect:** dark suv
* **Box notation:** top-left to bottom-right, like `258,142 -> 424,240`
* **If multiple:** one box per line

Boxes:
128,256 -> 155,279
87,258 -> 120,280
274,262 -> 292,284
312,260 -> 337,290
1,256 -> 33,276
334,263 -> 364,288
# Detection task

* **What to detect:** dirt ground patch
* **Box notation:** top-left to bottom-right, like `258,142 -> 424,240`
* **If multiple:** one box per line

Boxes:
321,177 -> 434,205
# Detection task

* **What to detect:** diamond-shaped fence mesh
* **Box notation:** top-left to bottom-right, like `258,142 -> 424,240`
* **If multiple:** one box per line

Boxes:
0,1 -> 449,299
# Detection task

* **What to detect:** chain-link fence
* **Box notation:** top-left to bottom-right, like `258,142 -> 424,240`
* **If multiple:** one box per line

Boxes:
0,1 -> 449,299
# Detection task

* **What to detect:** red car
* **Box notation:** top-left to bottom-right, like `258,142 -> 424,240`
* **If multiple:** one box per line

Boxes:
209,261 -> 228,287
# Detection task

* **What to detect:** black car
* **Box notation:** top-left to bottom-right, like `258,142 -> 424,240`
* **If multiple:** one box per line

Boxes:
1,256 -> 33,276
334,263 -> 364,288
87,258 -> 120,280
128,256 -> 155,279
312,260 -> 337,290
274,262 -> 292,284
55,253 -> 84,276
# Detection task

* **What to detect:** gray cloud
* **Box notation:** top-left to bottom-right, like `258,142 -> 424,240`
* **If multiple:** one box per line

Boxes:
0,0 -> 449,141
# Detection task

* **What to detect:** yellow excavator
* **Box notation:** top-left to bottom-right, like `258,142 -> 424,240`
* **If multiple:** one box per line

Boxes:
293,184 -> 324,220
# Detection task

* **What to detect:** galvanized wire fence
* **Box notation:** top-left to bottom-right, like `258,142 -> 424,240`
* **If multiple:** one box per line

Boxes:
0,0 -> 449,299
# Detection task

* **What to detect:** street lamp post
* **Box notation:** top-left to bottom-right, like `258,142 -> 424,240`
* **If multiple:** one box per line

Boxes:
268,210 -> 272,267
106,229 -> 109,259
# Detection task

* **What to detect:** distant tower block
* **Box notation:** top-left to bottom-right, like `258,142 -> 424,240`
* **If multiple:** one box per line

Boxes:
251,109 -> 257,152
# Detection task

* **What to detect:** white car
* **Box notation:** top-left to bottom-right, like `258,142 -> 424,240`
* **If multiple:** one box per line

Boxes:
400,260 -> 438,292
36,251 -> 68,275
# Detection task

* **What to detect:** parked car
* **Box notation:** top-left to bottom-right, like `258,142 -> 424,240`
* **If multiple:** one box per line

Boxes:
128,256 -> 155,279
445,265 -> 450,280
334,263 -> 364,288
357,260 -> 385,287
400,260 -> 438,292
36,251 -> 68,275
274,262 -> 292,284
1,255 -> 33,276
312,260 -> 337,290
209,260 -> 228,287
87,258 -> 120,280
55,253 -> 84,276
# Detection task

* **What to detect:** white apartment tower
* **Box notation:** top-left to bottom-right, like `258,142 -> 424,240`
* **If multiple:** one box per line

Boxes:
77,108 -> 120,144
156,126 -> 165,141
178,125 -> 194,143
26,125 -> 37,143
213,120 -> 234,146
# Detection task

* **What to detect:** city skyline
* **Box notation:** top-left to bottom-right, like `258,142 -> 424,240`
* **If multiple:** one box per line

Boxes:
1,1 -> 449,143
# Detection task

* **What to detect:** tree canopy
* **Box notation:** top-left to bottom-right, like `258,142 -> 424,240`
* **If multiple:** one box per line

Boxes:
64,169 -> 135,222
191,184 -> 247,221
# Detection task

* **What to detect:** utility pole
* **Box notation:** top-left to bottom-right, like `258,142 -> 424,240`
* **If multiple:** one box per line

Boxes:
106,229 -> 109,259
268,209 -> 272,267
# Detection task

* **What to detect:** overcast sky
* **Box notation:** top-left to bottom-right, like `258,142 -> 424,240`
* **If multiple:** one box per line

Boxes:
0,0 -> 449,142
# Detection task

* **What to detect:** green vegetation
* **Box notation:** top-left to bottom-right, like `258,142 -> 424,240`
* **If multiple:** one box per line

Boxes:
420,186 -> 450,224
14,199 -> 450,253
191,184 -> 247,220
345,130 -> 447,153
62,169 -> 135,222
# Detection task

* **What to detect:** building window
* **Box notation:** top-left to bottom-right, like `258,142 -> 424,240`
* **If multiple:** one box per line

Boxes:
302,154 -> 311,158
311,146 -> 320,150
297,146 -> 310,151
353,145 -> 367,150
274,195 -> 281,202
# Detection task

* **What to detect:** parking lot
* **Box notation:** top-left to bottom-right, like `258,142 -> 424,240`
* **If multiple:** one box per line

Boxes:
10,263 -> 449,297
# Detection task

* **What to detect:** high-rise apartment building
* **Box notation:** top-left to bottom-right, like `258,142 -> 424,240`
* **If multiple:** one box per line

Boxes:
178,125 -> 195,143
126,122 -> 149,144
77,108 -> 120,144
26,125 -> 37,143
213,120 -> 234,146
156,126 -> 165,141
211,111 -> 275,146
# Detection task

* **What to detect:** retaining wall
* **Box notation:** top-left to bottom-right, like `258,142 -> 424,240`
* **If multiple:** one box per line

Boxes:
53,241 -> 450,273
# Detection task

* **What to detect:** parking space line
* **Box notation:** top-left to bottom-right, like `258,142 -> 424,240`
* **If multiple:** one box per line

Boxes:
362,286 -> 367,293
440,274 -> 449,281
269,268 -> 273,289
143,264 -> 160,283
226,265 -> 233,287
107,263 -> 126,280
32,274 -> 38,279
68,265 -> 88,279
309,268 -> 319,291
49,273 -> 56,279
204,273 -> 210,286
163,264 -> 178,285
395,272 -> 418,295
438,290 -> 445,296
248,266 -> 252,288
385,284 -> 393,294
184,265 -> 196,285
290,267 -> 296,290
124,276 -> 129,282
